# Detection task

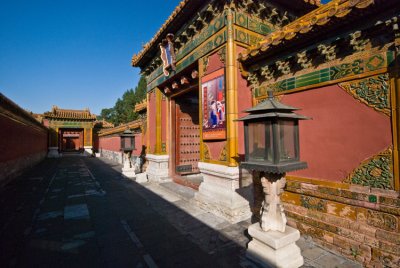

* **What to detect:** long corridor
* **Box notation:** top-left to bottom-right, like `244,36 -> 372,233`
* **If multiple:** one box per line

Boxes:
0,156 -> 246,268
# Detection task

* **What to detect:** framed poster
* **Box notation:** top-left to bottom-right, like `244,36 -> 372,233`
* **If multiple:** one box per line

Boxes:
201,68 -> 226,140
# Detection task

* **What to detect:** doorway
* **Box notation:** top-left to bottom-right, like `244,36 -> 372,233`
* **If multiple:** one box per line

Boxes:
174,90 -> 200,176
60,128 -> 84,152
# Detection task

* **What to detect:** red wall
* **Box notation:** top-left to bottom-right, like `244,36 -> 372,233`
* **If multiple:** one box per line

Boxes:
282,85 -> 392,182
0,115 -> 47,163
236,45 -> 253,161
99,136 -> 120,151
98,133 -> 143,156
148,91 -> 157,154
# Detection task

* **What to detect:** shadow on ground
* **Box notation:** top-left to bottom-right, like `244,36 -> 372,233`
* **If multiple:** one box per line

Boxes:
0,156 -> 257,268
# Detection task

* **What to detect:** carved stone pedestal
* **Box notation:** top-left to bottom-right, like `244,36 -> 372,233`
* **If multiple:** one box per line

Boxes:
122,152 -> 136,179
135,173 -> 148,183
246,173 -> 303,268
247,223 -> 303,268
194,162 -> 252,223
145,154 -> 170,182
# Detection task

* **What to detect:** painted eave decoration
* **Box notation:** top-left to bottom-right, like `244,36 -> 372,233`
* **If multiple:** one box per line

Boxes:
43,106 -> 97,120
131,0 -> 320,68
238,0 -> 388,63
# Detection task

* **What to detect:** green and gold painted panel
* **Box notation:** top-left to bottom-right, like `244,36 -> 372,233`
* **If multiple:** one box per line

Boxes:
339,73 -> 390,116
147,31 -> 227,91
234,12 -> 274,36
49,120 -> 93,128
254,51 -> 395,98
176,15 -> 226,62
344,147 -> 393,190
234,28 -> 264,46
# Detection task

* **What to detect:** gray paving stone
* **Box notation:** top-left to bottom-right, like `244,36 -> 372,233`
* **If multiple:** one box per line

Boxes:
64,204 -> 90,220
302,247 -> 328,261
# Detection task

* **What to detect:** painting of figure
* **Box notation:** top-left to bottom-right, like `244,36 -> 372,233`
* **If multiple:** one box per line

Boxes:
201,69 -> 226,140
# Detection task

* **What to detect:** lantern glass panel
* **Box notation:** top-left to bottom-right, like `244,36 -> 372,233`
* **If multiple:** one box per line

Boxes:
278,120 -> 297,162
248,122 -> 273,162
124,137 -> 132,150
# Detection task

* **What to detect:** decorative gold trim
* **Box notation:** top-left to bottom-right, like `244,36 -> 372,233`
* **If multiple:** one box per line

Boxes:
156,88 -> 162,154
226,8 -> 238,167
203,143 -> 211,160
219,143 -> 228,161
339,73 -> 391,116
390,56 -> 400,190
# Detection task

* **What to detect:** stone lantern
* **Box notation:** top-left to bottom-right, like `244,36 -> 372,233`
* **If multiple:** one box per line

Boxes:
237,91 -> 309,268
120,129 -> 136,178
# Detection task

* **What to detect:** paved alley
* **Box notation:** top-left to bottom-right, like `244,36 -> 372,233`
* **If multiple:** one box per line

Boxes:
0,156 -> 361,268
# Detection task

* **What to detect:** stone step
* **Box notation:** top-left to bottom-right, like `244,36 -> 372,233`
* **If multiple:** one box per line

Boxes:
159,181 -> 197,201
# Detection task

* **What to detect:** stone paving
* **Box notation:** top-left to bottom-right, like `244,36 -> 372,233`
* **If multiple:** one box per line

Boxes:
0,156 -> 362,268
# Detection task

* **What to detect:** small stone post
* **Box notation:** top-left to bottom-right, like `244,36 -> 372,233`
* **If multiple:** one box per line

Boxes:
122,151 -> 136,179
246,172 -> 303,268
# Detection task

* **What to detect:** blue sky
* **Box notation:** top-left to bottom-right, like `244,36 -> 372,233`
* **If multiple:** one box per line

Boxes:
0,0 -> 181,114
0,0 -> 330,115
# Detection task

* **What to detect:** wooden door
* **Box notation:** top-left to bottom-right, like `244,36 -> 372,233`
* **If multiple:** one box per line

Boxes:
175,97 -> 200,175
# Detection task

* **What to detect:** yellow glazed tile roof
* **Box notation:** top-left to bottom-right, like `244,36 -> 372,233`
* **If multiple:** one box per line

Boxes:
44,106 -> 97,120
239,0 -> 375,62
134,100 -> 147,113
97,119 -> 142,137
131,0 -> 320,67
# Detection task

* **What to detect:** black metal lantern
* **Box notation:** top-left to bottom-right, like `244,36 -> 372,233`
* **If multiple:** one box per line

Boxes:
237,91 -> 310,174
120,129 -> 135,152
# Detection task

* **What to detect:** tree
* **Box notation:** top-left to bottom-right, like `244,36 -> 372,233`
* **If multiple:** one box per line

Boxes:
98,76 -> 147,126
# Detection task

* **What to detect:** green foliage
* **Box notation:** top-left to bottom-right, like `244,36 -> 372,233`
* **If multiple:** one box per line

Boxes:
98,76 -> 147,126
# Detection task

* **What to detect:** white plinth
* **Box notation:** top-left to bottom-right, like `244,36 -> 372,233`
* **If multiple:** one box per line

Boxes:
47,147 -> 60,158
247,223 -> 303,268
194,162 -> 252,223
135,173 -> 148,183
122,167 -> 136,179
83,146 -> 93,156
145,154 -> 170,182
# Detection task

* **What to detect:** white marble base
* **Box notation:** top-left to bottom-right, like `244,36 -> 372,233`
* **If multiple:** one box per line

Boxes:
83,146 -> 93,156
246,223 -> 303,268
145,154 -> 170,182
194,162 -> 252,223
122,167 -> 136,178
47,147 -> 60,158
135,173 -> 148,183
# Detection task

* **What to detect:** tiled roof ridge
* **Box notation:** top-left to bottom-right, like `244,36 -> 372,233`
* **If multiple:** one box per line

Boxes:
98,119 -> 143,137
239,0 -> 375,62
44,106 -> 97,120
132,0 -> 189,66
131,0 -> 321,66
134,100 -> 147,113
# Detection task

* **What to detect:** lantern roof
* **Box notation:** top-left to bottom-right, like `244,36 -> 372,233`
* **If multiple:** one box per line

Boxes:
237,91 -> 310,121
245,91 -> 299,113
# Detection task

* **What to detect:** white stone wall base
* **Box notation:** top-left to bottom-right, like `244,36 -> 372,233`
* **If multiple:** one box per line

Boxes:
47,147 -> 60,158
246,223 -> 303,268
135,173 -> 148,183
100,149 -> 123,164
194,162 -> 252,223
145,154 -> 170,183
